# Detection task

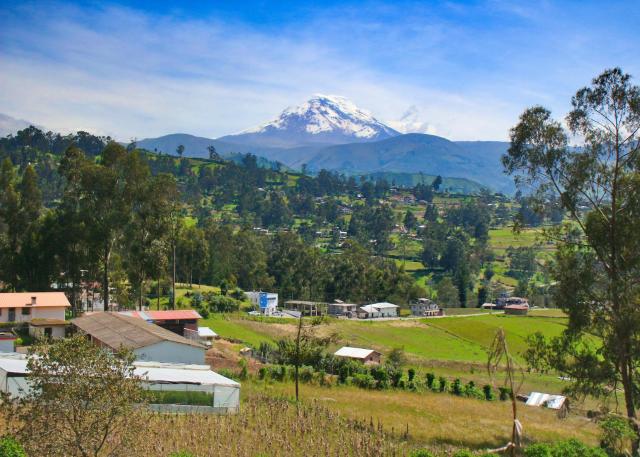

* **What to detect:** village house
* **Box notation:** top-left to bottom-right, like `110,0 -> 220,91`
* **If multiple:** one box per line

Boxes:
72,312 -> 206,364
327,301 -> 358,317
0,292 -> 70,324
411,298 -> 443,317
284,300 -> 327,316
334,346 -> 381,364
358,302 -> 399,319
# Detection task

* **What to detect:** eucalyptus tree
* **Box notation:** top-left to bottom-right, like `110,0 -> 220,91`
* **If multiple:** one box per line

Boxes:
504,68 -> 640,450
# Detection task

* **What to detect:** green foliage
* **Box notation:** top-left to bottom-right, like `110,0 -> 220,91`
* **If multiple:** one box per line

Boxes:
0,436 -> 26,457
169,452 -> 195,457
525,439 -> 607,457
599,415 -> 636,456
409,450 -> 436,457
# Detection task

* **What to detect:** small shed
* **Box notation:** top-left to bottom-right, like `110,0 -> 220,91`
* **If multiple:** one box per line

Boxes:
334,346 -> 381,364
525,392 -> 567,410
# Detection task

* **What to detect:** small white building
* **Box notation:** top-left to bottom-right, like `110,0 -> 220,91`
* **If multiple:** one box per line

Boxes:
0,354 -> 240,413
334,346 -> 381,364
0,292 -> 70,324
72,312 -> 206,365
358,302 -> 399,318
246,291 -> 278,316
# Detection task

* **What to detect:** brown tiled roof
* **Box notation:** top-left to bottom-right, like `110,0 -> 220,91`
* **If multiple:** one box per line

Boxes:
0,292 -> 71,309
71,312 -> 204,351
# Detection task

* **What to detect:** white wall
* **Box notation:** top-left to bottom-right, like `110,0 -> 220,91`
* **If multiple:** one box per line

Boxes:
29,325 -> 66,340
134,341 -> 205,365
0,306 -> 66,323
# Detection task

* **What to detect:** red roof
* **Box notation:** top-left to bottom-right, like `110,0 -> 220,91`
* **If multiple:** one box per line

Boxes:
122,310 -> 201,321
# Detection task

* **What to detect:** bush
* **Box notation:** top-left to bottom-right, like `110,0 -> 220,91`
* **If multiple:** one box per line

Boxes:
524,439 -> 607,457
408,368 -> 416,382
483,384 -> 494,401
169,452 -> 195,457
258,367 -> 267,380
451,378 -> 463,396
452,451 -> 474,457
438,377 -> 448,392
0,436 -> 26,457
352,373 -> 376,389
208,295 -> 240,313
426,372 -> 435,389
599,415 -> 635,456
409,450 -> 435,457
498,386 -> 511,401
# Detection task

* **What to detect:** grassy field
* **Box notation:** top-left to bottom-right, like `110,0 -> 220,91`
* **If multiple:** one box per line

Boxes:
245,381 -> 599,450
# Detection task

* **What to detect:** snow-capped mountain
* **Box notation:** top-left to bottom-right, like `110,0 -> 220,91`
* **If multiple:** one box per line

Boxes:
218,94 -> 399,148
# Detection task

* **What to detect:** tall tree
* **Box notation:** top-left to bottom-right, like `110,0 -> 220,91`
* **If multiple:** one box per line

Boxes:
503,68 -> 640,450
176,144 -> 185,158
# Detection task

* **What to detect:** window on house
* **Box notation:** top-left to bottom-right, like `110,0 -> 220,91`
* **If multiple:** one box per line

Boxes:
22,308 -> 31,316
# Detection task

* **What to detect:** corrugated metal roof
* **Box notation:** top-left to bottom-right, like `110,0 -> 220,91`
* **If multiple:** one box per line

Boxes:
198,327 -> 217,337
525,392 -> 566,409
72,313 -> 205,351
120,310 -> 202,321
369,302 -> 399,309
0,354 -> 238,387
0,292 -> 71,309
134,361 -> 239,387
334,346 -> 379,359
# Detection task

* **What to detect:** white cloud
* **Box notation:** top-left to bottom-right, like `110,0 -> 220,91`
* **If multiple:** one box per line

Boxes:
0,1 -> 637,142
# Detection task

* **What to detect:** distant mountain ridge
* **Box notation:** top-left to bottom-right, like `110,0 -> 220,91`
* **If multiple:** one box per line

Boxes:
218,94 -> 399,148
136,96 -> 513,193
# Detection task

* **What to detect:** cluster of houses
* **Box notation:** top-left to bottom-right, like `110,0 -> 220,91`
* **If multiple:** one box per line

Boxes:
0,292 -> 239,413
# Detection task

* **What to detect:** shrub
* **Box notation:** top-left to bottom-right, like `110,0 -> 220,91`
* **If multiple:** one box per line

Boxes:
208,295 -> 240,313
599,415 -> 635,456
483,384 -> 494,401
451,378 -> 463,396
238,359 -> 248,380
170,451 -> 195,457
0,436 -> 26,457
258,367 -> 267,380
408,368 -> 416,382
498,386 -> 511,401
352,373 -> 376,389
409,450 -> 436,457
426,372 -> 435,389
438,377 -> 448,392
452,450 -> 474,457
524,439 -> 607,457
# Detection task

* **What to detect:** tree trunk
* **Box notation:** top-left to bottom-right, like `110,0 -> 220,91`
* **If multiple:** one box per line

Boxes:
102,245 -> 110,313
172,243 -> 176,310
620,359 -> 639,454
295,315 -> 303,403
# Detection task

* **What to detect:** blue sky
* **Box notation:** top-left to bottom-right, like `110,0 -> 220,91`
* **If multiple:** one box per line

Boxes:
0,0 -> 638,140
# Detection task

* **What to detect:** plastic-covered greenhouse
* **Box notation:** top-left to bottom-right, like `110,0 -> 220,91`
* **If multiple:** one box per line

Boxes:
0,354 -> 240,413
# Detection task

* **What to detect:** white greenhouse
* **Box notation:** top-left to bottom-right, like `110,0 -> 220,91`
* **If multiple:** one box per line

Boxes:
0,354 -> 240,413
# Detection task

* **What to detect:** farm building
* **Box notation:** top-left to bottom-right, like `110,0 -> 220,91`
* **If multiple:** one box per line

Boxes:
246,291 -> 278,315
358,302 -> 399,319
0,292 -> 70,324
495,296 -> 529,310
72,312 -> 206,364
327,301 -> 358,317
334,346 -> 381,364
284,300 -> 327,316
505,305 -> 529,315
119,309 -> 201,335
411,298 -> 442,317
0,353 -> 240,413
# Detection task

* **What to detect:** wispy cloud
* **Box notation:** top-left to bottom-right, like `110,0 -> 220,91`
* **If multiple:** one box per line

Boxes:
0,1 -> 638,141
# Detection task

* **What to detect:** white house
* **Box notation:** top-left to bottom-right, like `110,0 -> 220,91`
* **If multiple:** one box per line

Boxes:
358,302 -> 399,318
0,353 -> 240,413
0,292 -> 70,324
246,291 -> 278,316
72,312 -> 206,365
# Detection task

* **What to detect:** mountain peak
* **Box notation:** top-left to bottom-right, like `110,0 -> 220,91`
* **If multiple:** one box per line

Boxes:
220,95 -> 399,148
